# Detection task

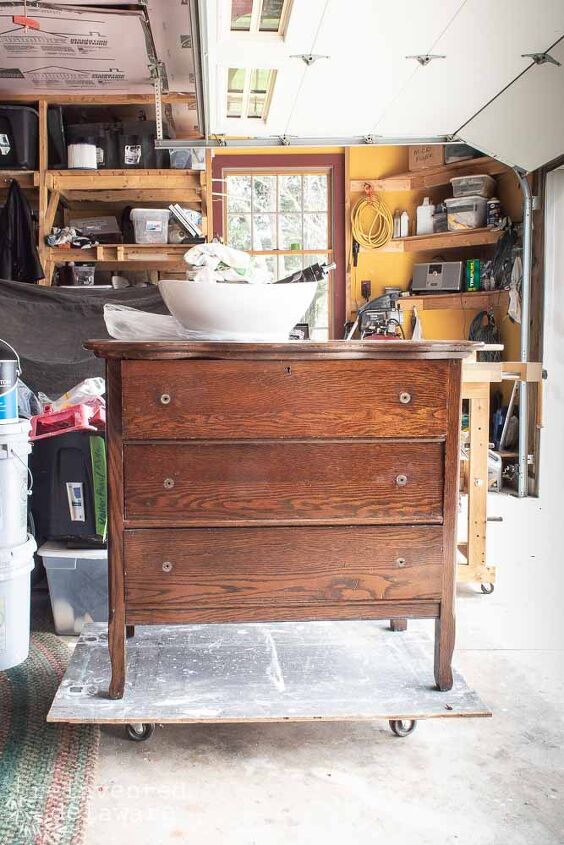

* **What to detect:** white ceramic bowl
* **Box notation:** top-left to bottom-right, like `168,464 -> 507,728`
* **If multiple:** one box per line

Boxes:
158,279 -> 317,341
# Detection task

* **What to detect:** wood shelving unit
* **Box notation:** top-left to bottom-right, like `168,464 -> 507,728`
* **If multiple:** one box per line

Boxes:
361,227 -> 502,254
48,243 -> 190,271
351,155 -> 511,193
0,169 -> 39,190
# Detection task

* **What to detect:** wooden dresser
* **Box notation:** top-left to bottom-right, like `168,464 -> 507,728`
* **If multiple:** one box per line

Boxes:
86,340 -> 475,700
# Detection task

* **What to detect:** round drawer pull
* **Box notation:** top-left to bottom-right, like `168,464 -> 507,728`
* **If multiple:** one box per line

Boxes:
399,391 -> 412,405
163,477 -> 175,490
160,393 -> 171,405
162,561 -> 173,573
396,557 -> 407,568
396,474 -> 408,487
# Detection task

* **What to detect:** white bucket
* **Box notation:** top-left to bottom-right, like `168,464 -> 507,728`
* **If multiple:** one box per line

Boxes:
0,535 -> 36,670
0,419 -> 32,549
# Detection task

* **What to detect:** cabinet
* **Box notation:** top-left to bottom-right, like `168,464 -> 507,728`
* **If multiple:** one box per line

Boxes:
86,340 -> 476,700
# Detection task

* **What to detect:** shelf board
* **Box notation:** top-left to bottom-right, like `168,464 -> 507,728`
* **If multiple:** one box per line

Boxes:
49,243 -> 191,269
351,156 -> 511,193
398,290 -> 509,312
0,170 -> 39,189
361,227 -> 502,254
45,169 -> 205,203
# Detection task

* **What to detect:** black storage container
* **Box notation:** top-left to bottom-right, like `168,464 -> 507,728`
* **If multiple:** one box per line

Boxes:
66,122 -> 119,169
48,106 -> 67,168
30,431 -> 107,546
116,119 -> 170,169
0,105 -> 39,169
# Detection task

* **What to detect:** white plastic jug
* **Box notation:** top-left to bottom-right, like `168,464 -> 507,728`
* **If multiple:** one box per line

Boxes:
416,197 -> 435,235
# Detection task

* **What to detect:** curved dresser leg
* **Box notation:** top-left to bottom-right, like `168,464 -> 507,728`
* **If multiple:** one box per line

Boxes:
434,613 -> 455,691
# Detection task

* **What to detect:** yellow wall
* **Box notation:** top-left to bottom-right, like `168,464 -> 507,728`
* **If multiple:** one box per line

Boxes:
349,145 -> 521,358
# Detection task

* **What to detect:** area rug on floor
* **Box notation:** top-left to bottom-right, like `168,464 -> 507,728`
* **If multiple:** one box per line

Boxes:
0,632 -> 99,845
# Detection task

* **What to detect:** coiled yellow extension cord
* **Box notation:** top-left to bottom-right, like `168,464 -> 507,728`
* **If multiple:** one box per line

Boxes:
351,192 -> 394,251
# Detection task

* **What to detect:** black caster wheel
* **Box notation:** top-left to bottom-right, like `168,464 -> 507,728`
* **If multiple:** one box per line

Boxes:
126,723 -> 155,742
480,583 -> 495,594
389,719 -> 417,737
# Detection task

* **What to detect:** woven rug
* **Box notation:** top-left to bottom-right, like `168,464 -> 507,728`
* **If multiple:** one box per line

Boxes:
0,632 -> 99,845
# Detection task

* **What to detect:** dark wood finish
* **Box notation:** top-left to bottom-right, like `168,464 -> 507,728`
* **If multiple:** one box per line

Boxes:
434,359 -> 462,691
121,358 -> 450,440
124,526 -> 444,612
124,441 -> 445,525
390,618 -> 408,632
126,601 -> 441,625
126,625 -> 135,639
105,359 -> 126,700
89,340 -> 475,698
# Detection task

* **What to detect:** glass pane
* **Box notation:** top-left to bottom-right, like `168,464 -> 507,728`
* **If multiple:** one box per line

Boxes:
278,214 -> 302,249
249,254 -> 276,282
248,93 -> 266,119
301,252 -> 330,340
277,253 -> 303,279
227,214 -> 251,250
250,68 -> 271,93
303,212 -> 329,249
253,213 -> 275,249
226,175 -> 251,212
303,173 -> 328,211
259,0 -> 285,31
279,174 -> 302,213
252,175 -> 276,211
227,68 -> 245,92
231,0 -> 253,30
226,95 -> 243,118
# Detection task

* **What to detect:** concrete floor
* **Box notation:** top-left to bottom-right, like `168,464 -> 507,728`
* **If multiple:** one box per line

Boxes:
76,494 -> 564,845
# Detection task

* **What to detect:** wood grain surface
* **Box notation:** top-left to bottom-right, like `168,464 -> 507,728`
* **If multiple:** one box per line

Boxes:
124,525 -> 444,612
122,358 -> 449,439
124,440 -> 445,525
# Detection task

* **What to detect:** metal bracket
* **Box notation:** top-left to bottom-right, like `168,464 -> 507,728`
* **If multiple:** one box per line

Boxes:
522,51 -> 561,67
405,54 -> 446,66
150,61 -> 167,142
290,54 -> 330,67
363,135 -> 382,145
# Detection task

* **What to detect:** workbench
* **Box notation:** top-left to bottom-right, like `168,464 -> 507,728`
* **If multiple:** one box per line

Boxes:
86,339 -> 476,702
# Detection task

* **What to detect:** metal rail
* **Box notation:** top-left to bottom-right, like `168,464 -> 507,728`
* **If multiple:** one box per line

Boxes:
514,168 -> 533,498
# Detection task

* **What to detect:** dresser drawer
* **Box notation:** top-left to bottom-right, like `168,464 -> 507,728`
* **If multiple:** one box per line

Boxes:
124,440 -> 444,525
122,359 -> 449,440
124,526 -> 444,614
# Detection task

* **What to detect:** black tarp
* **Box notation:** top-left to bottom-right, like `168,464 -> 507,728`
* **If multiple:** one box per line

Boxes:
0,279 -> 168,397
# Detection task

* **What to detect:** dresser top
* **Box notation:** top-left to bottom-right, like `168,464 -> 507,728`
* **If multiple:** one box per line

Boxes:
86,340 -> 480,361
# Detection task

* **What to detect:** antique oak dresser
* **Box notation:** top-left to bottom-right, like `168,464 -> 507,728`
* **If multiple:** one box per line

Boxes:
86,340 -> 476,700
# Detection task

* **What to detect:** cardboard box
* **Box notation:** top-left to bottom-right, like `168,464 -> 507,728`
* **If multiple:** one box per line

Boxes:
409,145 -> 445,171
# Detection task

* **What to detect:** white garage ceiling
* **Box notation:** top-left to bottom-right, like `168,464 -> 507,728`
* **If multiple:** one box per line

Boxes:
201,0 -> 564,170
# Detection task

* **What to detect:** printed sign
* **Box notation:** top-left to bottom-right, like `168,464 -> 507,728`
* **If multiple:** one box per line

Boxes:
66,481 -> 85,523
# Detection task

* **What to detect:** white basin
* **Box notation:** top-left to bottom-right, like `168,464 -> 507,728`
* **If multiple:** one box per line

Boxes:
158,279 -> 317,341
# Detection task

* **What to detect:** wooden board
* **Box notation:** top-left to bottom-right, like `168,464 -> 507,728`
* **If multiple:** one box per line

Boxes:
47,622 -> 491,724
361,228 -> 502,254
351,155 -> 510,193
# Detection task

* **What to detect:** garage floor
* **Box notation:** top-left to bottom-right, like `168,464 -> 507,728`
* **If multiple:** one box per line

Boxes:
36,494 -> 564,845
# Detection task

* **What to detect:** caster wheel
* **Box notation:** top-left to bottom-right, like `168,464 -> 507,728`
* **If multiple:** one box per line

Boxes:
126,723 -> 155,742
481,583 -> 495,594
389,719 -> 417,738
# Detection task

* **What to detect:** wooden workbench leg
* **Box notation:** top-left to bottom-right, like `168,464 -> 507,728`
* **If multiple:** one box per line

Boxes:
389,618 -> 407,632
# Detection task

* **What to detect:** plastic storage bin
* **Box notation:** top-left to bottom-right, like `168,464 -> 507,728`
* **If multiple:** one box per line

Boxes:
0,535 -> 36,670
0,105 -> 39,169
130,208 -> 170,244
444,196 -> 487,231
40,542 -> 108,635
450,174 -> 496,199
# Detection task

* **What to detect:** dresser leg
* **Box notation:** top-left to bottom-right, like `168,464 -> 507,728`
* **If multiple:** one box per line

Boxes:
126,625 -> 135,639
389,618 -> 407,632
434,613 -> 455,691
109,621 -> 126,699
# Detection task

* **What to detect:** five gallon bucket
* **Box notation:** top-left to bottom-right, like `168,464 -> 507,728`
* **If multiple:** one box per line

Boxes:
0,535 -> 36,670
0,338 -> 20,424
0,419 -> 32,548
